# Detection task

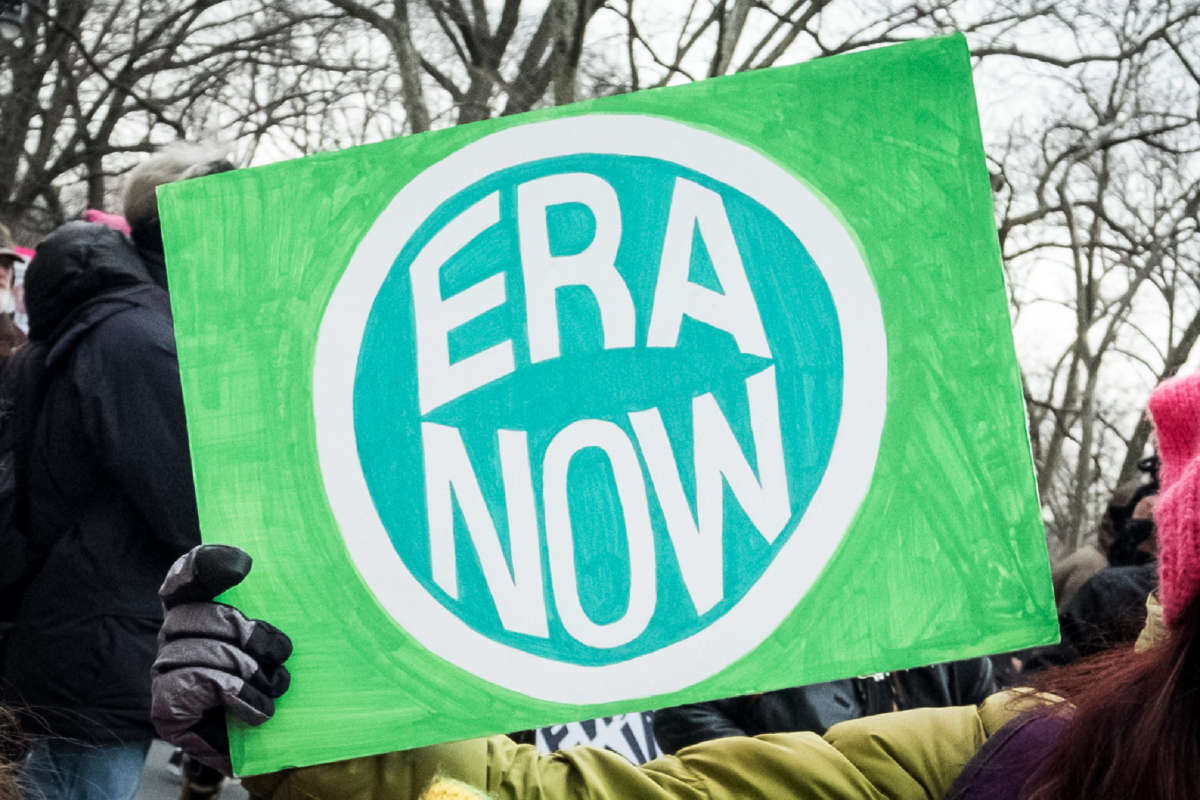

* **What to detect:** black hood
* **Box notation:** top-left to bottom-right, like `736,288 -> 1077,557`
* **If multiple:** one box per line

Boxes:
24,221 -> 162,342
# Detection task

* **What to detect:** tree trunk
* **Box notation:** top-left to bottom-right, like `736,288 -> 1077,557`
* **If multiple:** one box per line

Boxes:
390,1 -> 432,133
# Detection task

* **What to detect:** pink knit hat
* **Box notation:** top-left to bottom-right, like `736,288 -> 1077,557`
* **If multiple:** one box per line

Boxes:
1148,373 -> 1200,628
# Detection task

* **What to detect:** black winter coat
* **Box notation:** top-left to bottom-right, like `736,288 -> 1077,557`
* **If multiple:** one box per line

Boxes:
653,657 -> 997,754
0,221 -> 199,743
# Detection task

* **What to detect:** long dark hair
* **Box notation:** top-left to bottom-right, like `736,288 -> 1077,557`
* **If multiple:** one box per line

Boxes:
1022,597 -> 1200,799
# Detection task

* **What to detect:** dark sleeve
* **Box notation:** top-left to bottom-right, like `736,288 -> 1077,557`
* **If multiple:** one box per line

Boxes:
948,657 -> 999,706
893,658 -> 997,710
0,496 -> 29,605
78,306 -> 200,555
652,699 -> 749,755
0,345 -> 40,605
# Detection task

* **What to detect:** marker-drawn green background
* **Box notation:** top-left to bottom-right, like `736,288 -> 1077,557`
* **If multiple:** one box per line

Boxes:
160,34 -> 1057,775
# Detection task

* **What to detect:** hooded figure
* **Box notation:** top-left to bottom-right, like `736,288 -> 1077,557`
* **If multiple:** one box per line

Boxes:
0,143 -> 232,800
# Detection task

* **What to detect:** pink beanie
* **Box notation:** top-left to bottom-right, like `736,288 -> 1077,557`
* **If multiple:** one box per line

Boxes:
83,208 -> 131,235
1148,373 -> 1200,628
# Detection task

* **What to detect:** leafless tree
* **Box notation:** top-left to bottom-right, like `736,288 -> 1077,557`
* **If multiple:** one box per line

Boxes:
3,0 -> 1197,555
988,0 -> 1200,552
0,1 -> 337,240
6,2 -> 1042,230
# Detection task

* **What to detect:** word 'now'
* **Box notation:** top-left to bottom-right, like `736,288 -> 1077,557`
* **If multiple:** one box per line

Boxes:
411,169 -> 794,649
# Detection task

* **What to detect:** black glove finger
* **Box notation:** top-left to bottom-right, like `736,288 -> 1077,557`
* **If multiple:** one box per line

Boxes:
224,678 -> 276,726
242,618 -> 292,669
160,545 -> 253,609
153,638 -> 261,681
247,661 -> 291,699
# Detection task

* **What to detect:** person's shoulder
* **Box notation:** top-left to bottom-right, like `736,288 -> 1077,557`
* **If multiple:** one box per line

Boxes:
70,290 -> 176,379
94,287 -> 172,339
0,315 -> 26,348
1076,561 -> 1157,602
1053,544 -> 1106,574
821,692 -> 1057,799
945,710 -> 1068,800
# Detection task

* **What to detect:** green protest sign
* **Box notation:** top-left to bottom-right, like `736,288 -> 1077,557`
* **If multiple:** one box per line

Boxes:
160,34 -> 1056,775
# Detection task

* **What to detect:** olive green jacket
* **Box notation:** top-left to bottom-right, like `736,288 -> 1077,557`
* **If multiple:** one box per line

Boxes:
243,691 -> 1048,800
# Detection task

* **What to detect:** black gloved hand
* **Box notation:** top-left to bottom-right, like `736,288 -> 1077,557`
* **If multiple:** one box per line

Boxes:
152,544 -> 293,776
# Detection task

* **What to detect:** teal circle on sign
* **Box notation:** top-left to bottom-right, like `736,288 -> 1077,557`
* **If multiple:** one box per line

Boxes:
354,153 -> 842,666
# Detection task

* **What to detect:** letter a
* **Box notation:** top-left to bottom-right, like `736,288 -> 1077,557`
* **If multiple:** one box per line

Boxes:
647,178 -> 770,357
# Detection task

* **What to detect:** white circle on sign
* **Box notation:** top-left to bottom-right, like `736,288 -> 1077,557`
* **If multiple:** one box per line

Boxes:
313,114 -> 887,704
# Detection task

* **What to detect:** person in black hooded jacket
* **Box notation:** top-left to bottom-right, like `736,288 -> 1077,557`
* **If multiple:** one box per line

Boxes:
0,144 -> 233,800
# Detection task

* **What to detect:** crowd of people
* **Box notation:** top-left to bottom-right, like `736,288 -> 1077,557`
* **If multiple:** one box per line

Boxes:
0,142 -> 1192,800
